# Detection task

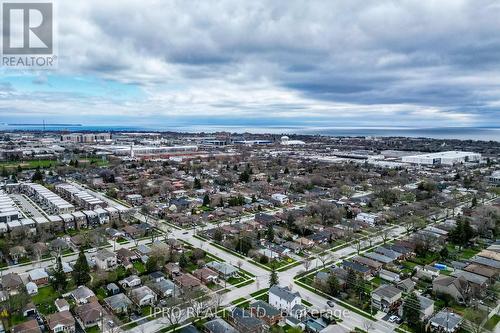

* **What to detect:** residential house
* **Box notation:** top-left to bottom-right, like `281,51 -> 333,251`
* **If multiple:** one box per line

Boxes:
193,267 -> 219,284
429,309 -> 462,333
249,300 -> 282,326
450,270 -> 489,297
106,283 -> 120,296
204,318 -> 238,333
371,285 -> 402,312
206,261 -> 239,280
396,278 -> 416,293
432,276 -> 470,304
26,282 -> 38,295
95,248 -> 117,271
55,299 -> 70,312
416,265 -> 440,280
11,319 -> 41,333
104,293 -> 133,314
352,256 -> 383,273
119,275 -> 141,289
75,302 -> 104,329
229,307 -> 267,333
173,273 -> 202,291
1,272 -> 23,294
116,248 -> 137,268
151,279 -> 176,298
165,262 -> 181,277
28,268 -> 49,286
269,285 -> 302,314
341,260 -> 371,278
46,310 -> 76,333
71,286 -> 96,305
379,269 -> 401,283
129,285 -> 157,307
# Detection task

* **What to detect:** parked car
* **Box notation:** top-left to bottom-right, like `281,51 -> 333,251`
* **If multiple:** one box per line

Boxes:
388,316 -> 399,323
327,300 -> 335,307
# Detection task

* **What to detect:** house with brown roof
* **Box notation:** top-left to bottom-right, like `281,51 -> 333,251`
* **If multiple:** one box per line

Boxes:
46,310 -> 76,333
116,248 -> 138,268
193,267 -> 219,284
173,273 -> 202,290
75,302 -> 104,329
165,262 -> 181,277
352,256 -> 383,272
11,319 -> 41,333
464,264 -> 497,280
432,276 -> 470,304
1,272 -> 23,294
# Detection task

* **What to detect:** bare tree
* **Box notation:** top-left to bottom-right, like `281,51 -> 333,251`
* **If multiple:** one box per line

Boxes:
303,257 -> 312,272
318,252 -> 333,269
363,320 -> 374,333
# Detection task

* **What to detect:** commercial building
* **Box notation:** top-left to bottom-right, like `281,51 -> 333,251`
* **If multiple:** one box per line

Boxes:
402,151 -> 481,166
488,170 -> 500,185
60,133 -> 111,143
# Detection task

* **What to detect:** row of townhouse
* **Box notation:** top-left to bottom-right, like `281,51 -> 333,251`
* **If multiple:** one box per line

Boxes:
55,183 -> 108,210
7,182 -> 75,214
0,206 -> 131,237
0,190 -> 22,223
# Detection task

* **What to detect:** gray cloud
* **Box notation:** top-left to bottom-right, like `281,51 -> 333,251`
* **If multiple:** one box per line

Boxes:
1,0 -> 500,126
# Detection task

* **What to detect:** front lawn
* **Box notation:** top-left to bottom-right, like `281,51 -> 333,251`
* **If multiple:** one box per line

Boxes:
484,315 -> 500,331
32,286 -> 59,314
133,261 -> 146,274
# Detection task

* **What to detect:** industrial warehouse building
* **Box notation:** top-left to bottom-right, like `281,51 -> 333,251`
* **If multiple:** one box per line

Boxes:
402,151 -> 481,166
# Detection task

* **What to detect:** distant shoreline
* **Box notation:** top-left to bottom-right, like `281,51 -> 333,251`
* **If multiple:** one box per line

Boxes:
0,125 -> 499,142
7,124 -> 82,127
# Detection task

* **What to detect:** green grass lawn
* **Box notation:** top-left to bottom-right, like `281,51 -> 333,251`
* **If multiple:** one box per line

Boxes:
0,159 -> 57,170
484,315 -> 500,331
227,276 -> 247,285
133,261 -> 146,274
32,285 -> 60,315
85,326 -> 101,333
250,288 -> 269,298
96,287 -> 107,301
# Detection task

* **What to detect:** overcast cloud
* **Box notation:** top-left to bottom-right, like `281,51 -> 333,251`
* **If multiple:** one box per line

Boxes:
1,0 -> 499,127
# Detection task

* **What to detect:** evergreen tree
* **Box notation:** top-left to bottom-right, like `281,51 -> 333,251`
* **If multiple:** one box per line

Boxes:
269,265 -> 278,287
193,178 -> 202,189
203,194 -> 210,206
52,256 -> 68,291
266,224 -> 275,242
72,249 -> 91,286
31,167 -> 43,183
16,165 -> 22,174
327,274 -> 340,296
146,255 -> 159,273
179,252 -> 189,269
402,292 -> 421,326
284,167 -> 290,174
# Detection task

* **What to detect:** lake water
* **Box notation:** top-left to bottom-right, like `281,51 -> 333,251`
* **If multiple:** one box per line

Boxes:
1,124 -> 499,142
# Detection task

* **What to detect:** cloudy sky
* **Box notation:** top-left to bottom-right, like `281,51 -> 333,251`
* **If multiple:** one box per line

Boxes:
1,0 -> 500,128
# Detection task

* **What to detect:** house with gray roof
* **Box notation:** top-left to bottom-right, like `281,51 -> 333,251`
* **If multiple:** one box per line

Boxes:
204,318 -> 238,333
269,285 -> 301,314
206,261 -> 238,280
429,309 -> 462,332
104,293 -> 133,314
371,284 -> 402,312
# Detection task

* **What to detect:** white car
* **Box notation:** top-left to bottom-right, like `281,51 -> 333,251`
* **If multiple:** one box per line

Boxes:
388,316 -> 399,323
